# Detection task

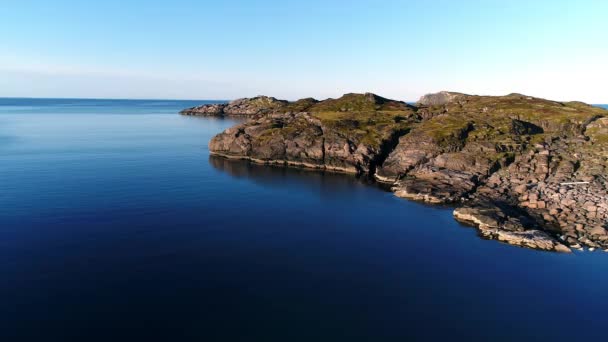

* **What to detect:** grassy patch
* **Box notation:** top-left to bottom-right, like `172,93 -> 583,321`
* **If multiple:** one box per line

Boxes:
278,98 -> 318,112
413,114 -> 473,144
312,110 -> 411,148
586,126 -> 608,144
309,93 -> 413,113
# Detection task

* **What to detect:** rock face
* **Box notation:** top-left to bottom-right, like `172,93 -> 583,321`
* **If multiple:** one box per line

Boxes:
208,94 -> 415,173
186,91 -> 608,252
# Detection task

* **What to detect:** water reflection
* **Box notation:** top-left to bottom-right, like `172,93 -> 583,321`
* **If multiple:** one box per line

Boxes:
209,155 -> 390,196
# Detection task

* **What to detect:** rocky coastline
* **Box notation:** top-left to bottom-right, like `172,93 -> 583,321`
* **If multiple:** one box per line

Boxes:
182,92 -> 608,253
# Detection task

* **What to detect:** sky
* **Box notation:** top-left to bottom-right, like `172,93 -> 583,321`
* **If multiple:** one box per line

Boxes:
1,0 -> 607,102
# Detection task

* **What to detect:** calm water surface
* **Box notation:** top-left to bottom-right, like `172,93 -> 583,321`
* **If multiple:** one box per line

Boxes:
1,99 -> 608,341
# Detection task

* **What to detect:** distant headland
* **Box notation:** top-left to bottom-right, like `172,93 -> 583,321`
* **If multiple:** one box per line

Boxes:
181,92 -> 608,253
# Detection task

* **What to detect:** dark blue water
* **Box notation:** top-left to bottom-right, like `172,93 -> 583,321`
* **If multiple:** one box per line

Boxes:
1,98 -> 607,341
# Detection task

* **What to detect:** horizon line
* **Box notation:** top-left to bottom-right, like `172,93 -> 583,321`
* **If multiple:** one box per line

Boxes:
0,96 -> 607,105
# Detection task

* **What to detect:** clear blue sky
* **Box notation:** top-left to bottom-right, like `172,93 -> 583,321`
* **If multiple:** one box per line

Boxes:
1,0 -> 606,102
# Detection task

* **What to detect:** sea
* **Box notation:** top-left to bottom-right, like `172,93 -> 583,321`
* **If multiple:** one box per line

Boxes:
1,98 -> 607,341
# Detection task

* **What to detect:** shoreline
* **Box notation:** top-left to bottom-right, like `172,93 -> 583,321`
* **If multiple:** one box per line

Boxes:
210,153 -> 575,253
209,152 -> 360,175
194,92 -> 608,253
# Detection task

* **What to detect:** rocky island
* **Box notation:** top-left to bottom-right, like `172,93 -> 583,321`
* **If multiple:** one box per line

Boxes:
181,92 -> 608,253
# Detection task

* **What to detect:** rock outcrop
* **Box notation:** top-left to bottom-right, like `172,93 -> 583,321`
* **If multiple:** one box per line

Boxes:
184,91 -> 608,252
208,94 -> 415,174
417,91 -> 464,106
453,206 -> 571,252
180,96 -> 288,116
180,103 -> 226,116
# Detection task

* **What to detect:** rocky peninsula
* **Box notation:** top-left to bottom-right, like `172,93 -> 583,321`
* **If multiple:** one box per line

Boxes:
181,92 -> 608,252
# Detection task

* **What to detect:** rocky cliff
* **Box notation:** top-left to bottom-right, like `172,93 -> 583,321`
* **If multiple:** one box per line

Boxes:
208,93 -> 414,174
188,92 -> 608,252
